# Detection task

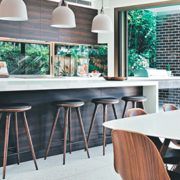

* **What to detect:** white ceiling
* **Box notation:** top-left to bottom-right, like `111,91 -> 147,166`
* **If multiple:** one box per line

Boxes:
46,0 -> 109,9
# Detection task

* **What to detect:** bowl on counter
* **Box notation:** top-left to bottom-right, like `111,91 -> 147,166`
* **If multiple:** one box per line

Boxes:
89,72 -> 101,77
103,76 -> 126,81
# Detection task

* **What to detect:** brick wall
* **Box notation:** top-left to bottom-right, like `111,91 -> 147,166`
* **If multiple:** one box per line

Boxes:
159,89 -> 180,108
156,12 -> 180,108
156,12 -> 180,76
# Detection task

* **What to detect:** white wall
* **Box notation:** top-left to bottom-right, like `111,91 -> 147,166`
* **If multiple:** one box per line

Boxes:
94,0 -> 172,76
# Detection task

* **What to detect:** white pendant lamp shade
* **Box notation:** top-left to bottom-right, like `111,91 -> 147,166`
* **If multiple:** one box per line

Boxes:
92,13 -> 112,33
91,0 -> 112,33
51,0 -> 76,28
0,0 -> 28,21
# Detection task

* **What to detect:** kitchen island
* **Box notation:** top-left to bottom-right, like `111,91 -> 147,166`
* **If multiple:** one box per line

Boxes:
0,77 -> 158,165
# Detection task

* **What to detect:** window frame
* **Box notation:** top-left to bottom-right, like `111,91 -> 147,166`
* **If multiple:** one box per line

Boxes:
0,38 -> 53,77
114,0 -> 180,77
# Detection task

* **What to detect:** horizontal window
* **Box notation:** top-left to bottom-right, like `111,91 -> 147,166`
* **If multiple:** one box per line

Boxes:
0,41 -> 50,75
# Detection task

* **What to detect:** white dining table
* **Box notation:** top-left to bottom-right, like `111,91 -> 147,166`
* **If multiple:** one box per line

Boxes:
103,109 -> 180,140
103,109 -> 180,157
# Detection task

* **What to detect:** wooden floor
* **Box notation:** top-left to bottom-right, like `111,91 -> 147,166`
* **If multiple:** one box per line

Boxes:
0,144 -> 120,180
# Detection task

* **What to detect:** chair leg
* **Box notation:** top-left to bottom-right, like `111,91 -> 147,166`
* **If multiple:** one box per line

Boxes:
14,112 -> 20,165
68,108 -> 72,154
122,101 -> 127,118
2,113 -> 11,179
132,101 -> 136,108
76,108 -> 90,158
63,107 -> 69,165
160,138 -> 171,157
103,104 -> 108,156
87,104 -> 98,144
112,104 -> 118,119
44,108 -> 61,160
23,112 -> 38,170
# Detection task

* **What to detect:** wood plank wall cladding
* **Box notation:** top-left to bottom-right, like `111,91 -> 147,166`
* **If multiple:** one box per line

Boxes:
0,87 -> 142,166
0,0 -> 98,44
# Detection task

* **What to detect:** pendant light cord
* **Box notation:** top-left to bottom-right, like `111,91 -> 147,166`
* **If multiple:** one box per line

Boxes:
60,0 -> 66,6
100,0 -> 104,14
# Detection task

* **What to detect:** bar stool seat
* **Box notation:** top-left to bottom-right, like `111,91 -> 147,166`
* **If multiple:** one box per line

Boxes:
45,99 -> 90,165
55,100 -> 84,107
0,103 -> 31,112
121,96 -> 147,118
92,97 -> 119,104
122,96 -> 147,102
0,103 -> 38,179
87,97 -> 119,156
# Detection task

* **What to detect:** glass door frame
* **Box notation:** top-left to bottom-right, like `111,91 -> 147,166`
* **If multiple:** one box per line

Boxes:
114,0 -> 180,77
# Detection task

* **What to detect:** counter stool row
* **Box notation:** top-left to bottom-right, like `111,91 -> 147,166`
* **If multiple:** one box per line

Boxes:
0,95 -> 147,179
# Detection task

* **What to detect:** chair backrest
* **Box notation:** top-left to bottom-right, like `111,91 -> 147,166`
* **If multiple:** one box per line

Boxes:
126,108 -> 147,117
112,130 -> 170,180
162,104 -> 180,146
162,104 -> 177,112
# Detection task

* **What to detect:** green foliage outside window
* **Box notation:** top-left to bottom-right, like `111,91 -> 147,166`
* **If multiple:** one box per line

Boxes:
54,44 -> 107,76
89,45 -> 108,75
128,9 -> 156,76
0,41 -> 50,75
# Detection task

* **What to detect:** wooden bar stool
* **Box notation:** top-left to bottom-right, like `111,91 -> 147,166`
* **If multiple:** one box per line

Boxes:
87,97 -> 119,156
44,99 -> 90,165
0,103 -> 38,179
121,96 -> 147,118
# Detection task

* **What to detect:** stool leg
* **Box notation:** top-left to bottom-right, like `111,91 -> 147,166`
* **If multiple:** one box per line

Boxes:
14,112 -> 20,165
68,108 -> 72,154
87,104 -> 98,144
45,108 -> 61,160
103,104 -> 108,156
23,112 -> 38,170
76,107 -> 90,159
112,104 -> 118,119
0,113 -> 2,120
142,102 -> 145,110
63,107 -> 69,165
135,102 -> 137,108
132,101 -> 136,108
3,113 -> 11,179
122,101 -> 127,118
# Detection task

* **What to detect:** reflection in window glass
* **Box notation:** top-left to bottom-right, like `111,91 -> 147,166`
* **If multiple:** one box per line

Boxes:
0,41 -> 50,75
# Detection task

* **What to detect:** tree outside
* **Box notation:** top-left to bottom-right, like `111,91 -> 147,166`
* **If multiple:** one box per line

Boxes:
0,41 -> 50,75
128,9 -> 156,76
54,44 -> 107,77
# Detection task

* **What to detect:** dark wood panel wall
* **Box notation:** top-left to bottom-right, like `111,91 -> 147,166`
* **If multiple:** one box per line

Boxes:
0,0 -> 98,44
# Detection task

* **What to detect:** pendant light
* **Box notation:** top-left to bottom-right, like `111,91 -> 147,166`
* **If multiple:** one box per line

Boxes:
51,0 -> 76,28
91,0 -> 112,33
0,0 -> 28,21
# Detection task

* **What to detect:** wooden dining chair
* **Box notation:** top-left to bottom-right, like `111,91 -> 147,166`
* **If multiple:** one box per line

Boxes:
112,130 -> 171,180
126,107 -> 180,167
126,108 -> 162,150
162,104 -> 178,112
126,108 -> 147,117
